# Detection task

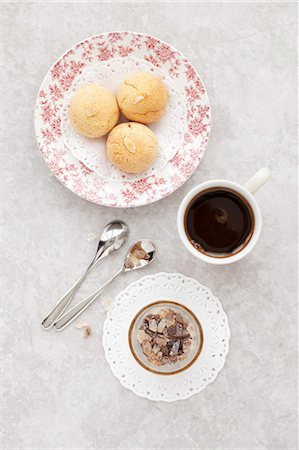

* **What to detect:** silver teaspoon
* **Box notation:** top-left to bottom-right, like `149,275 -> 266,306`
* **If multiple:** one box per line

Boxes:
41,220 -> 129,330
54,239 -> 157,331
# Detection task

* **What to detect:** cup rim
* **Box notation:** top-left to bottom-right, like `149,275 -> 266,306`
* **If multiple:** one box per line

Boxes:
128,300 -> 204,376
177,180 -> 262,265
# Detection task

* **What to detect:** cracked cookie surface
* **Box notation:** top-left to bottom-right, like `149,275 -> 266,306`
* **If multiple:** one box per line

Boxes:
117,72 -> 168,124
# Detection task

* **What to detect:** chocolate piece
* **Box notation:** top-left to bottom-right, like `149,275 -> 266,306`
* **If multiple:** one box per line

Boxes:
139,321 -> 149,331
161,345 -> 169,356
166,325 -> 176,337
145,328 -> 157,339
138,307 -> 193,367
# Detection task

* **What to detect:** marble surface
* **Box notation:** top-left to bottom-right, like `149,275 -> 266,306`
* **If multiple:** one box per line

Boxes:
2,2 -> 298,450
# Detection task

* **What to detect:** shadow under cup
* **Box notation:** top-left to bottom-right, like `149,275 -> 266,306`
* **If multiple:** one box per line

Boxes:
183,187 -> 255,259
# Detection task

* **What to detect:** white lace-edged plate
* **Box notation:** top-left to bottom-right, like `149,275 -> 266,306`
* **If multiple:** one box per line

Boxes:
102,272 -> 230,402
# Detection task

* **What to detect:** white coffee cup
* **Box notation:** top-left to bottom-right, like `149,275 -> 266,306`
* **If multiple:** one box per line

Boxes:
177,168 -> 271,265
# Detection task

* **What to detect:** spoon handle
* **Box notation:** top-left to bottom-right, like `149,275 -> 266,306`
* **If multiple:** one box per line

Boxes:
41,266 -> 93,330
41,240 -> 112,330
53,268 -> 122,331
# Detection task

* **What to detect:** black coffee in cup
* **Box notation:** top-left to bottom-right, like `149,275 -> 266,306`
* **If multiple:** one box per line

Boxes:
184,188 -> 254,257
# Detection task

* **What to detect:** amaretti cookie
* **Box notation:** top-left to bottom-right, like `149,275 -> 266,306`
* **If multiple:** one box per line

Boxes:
69,84 -> 119,138
106,122 -> 158,173
117,72 -> 168,124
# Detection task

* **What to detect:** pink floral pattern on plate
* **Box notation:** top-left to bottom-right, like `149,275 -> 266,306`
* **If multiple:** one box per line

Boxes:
34,32 -> 211,207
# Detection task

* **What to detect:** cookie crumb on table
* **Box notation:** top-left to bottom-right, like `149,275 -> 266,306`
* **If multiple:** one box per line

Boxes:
84,326 -> 92,339
75,319 -> 89,329
101,298 -> 113,312
74,320 -> 92,338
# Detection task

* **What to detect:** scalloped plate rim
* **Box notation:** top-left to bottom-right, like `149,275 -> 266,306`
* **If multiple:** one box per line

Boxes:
102,271 -> 230,402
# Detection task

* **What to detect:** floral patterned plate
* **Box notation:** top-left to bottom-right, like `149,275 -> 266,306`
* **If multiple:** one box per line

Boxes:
34,32 -> 211,207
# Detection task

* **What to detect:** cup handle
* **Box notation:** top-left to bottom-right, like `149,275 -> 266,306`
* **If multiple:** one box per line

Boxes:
244,168 -> 271,195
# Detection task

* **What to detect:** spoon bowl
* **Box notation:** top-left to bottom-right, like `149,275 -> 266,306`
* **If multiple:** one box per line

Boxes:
123,239 -> 157,271
94,220 -> 129,261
